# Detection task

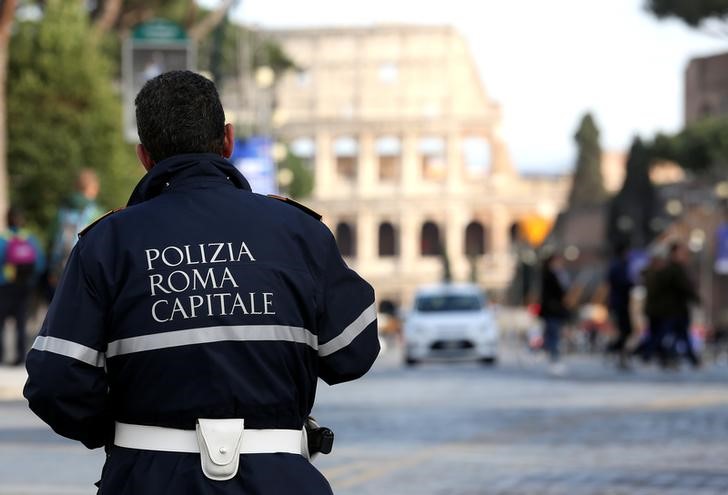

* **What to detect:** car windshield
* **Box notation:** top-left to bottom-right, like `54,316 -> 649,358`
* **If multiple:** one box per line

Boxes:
416,294 -> 483,312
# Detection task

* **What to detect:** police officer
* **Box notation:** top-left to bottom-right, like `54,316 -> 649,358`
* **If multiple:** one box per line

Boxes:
24,70 -> 380,494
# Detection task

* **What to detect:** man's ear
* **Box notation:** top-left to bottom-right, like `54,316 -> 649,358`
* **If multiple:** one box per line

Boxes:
136,144 -> 155,172
223,123 -> 235,158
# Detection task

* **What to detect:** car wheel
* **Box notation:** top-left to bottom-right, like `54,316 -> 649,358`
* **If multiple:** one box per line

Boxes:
479,357 -> 497,366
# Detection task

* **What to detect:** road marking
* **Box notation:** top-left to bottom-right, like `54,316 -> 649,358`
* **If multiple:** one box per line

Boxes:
641,394 -> 728,412
330,447 -> 446,489
321,460 -> 375,480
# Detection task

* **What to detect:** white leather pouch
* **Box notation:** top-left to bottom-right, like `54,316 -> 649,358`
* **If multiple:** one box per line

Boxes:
195,418 -> 245,481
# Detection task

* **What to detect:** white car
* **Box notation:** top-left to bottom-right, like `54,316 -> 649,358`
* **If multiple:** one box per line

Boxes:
403,283 -> 499,365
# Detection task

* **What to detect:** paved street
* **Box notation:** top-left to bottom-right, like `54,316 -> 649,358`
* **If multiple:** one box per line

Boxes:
2,344 -> 728,494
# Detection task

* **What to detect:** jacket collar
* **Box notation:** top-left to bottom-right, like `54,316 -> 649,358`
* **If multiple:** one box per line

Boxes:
127,153 -> 251,206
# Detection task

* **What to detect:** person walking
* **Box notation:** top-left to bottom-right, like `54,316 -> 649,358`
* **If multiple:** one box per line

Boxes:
606,244 -> 634,369
46,168 -> 103,300
659,242 -> 701,368
539,253 -> 570,375
0,207 -> 45,365
24,71 -> 380,494
638,254 -> 669,367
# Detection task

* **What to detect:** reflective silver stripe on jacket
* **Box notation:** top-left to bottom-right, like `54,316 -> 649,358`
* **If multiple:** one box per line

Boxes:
31,336 -> 106,368
318,302 -> 377,357
34,306 -> 375,363
106,324 -> 318,358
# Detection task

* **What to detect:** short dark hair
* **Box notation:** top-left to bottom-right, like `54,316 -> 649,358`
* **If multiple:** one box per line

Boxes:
135,70 -> 226,162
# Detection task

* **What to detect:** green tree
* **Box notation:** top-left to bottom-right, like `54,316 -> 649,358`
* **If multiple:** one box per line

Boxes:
84,1 -> 294,85
278,151 -> 313,199
651,117 -> 728,175
646,1 -> 728,173
0,0 -> 17,229
646,0 -> 728,28
607,137 -> 660,250
88,0 -> 236,39
83,0 -> 237,80
7,0 -> 139,234
567,112 -> 607,209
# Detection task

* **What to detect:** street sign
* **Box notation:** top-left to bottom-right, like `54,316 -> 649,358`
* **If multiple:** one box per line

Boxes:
132,19 -> 188,42
715,222 -> 728,274
122,19 -> 196,142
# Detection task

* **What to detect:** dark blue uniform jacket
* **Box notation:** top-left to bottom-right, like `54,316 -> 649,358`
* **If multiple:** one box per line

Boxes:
24,154 -> 380,494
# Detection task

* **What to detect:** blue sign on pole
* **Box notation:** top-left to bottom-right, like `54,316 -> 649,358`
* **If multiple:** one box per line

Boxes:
715,222 -> 728,274
231,137 -> 278,196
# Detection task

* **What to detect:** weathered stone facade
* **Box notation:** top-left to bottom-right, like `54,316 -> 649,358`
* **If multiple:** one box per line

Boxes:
265,25 -> 569,307
685,51 -> 728,124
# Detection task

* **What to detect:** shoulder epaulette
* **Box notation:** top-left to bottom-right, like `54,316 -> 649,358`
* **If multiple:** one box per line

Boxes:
267,195 -> 322,221
78,208 -> 124,238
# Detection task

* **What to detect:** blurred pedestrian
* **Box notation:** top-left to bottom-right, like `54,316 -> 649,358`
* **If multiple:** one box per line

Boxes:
46,169 -> 103,299
539,253 -> 570,375
638,253 -> 669,366
660,242 -> 701,368
606,244 -> 634,369
0,207 -> 45,365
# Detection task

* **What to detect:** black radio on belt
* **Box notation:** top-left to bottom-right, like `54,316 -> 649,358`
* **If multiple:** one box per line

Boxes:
305,417 -> 334,456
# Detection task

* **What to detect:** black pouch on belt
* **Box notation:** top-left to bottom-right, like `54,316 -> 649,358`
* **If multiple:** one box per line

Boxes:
305,417 -> 334,458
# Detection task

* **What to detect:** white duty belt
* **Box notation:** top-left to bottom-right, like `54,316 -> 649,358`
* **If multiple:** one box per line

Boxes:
114,421 -> 304,455
114,422 -> 304,455
114,420 -> 307,482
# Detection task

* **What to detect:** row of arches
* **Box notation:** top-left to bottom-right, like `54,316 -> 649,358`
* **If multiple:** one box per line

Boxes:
335,221 -> 489,258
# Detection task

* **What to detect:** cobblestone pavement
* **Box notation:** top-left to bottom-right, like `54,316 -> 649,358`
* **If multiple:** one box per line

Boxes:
1,345 -> 728,494
315,347 -> 728,495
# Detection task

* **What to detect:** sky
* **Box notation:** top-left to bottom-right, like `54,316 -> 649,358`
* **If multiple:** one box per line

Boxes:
217,0 -> 727,172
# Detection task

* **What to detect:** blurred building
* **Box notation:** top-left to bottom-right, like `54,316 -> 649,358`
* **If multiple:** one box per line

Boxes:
258,25 -> 568,307
601,150 -> 626,193
685,51 -> 728,124
650,159 -> 686,185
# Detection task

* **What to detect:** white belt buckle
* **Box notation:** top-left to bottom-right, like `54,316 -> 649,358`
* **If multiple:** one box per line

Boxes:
195,418 -> 245,481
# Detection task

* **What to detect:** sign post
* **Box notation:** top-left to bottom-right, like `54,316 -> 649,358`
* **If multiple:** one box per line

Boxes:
122,19 -> 196,142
